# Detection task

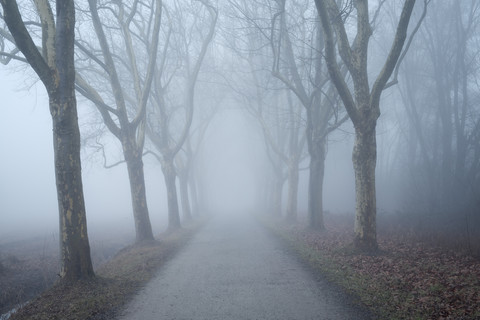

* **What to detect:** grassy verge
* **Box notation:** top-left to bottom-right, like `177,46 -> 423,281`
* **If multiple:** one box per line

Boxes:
9,220 -> 206,320
261,216 -> 480,320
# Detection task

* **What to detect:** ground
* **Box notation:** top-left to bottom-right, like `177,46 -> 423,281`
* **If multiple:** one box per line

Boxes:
1,214 -> 479,320
265,213 -> 480,319
1,222 -> 203,320
116,214 -> 372,320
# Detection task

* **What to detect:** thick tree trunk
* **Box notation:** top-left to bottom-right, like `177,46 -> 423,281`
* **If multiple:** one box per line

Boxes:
308,140 -> 326,230
179,173 -> 192,220
54,0 -> 94,282
162,160 -> 181,229
124,145 -> 154,242
52,97 -> 95,282
285,161 -> 299,222
352,126 -> 378,252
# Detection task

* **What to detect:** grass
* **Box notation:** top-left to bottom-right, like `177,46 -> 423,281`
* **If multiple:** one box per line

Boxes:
8,220 -> 205,320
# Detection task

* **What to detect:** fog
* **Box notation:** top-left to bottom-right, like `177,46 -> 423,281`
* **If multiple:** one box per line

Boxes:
0,71 -> 170,243
2,2 -> 480,319
0,0 -> 478,263
0,70 -> 359,244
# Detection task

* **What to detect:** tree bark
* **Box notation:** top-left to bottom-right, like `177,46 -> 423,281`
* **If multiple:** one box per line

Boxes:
55,0 -> 95,282
352,125 -> 378,251
52,96 -> 95,282
123,136 -> 154,242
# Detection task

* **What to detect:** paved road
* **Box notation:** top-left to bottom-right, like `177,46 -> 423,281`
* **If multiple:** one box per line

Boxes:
116,214 -> 371,320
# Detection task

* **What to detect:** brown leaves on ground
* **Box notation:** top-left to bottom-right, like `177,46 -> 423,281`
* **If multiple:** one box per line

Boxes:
269,214 -> 480,320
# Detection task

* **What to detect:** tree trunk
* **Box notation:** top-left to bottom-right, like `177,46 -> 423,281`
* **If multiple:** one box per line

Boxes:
285,161 -> 299,222
308,139 -> 326,230
123,143 -> 154,242
179,173 -> 192,220
352,125 -> 378,251
52,96 -> 95,282
162,160 -> 181,229
54,0 -> 94,282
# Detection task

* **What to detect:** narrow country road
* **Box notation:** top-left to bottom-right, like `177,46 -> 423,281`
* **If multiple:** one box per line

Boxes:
116,214 -> 372,320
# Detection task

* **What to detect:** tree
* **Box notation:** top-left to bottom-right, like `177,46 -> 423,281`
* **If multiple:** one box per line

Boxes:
394,0 -> 480,238
224,0 -> 312,221
0,0 -> 94,282
314,0 -> 418,251
146,0 -> 217,229
269,0 -> 347,227
74,0 -> 162,242
174,96 -> 221,219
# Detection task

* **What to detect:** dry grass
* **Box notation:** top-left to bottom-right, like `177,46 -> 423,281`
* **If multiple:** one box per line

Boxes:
6,220 -> 205,320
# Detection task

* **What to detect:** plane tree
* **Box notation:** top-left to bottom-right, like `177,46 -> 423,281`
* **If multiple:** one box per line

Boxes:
74,0 -> 162,242
314,0 -> 423,251
0,0 -> 94,282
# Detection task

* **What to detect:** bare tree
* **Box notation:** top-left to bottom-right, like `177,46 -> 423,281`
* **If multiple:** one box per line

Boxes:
74,0 -> 163,242
394,1 -> 480,243
268,0 -> 348,228
314,0 -> 419,251
0,0 -> 94,282
147,0 -> 217,229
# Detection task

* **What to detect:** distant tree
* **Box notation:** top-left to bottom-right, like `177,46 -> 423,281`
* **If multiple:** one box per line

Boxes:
0,0 -> 94,282
314,0 -> 420,251
146,0 -> 217,229
396,1 -> 480,228
174,97 -> 220,219
271,0 -> 348,228
224,0 -> 308,220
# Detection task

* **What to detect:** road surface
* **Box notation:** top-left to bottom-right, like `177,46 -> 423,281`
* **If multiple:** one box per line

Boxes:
116,214 -> 372,320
